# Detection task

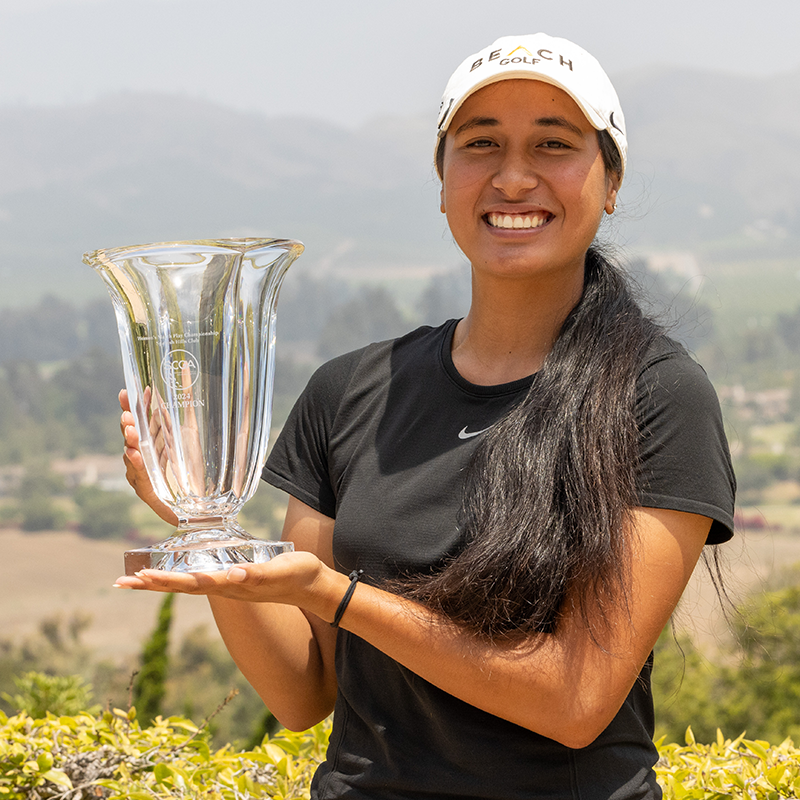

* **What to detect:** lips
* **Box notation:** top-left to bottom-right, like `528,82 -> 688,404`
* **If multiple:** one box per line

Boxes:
485,212 -> 552,230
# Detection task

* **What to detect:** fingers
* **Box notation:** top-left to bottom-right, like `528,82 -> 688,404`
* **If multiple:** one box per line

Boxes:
113,553 -> 325,606
119,389 -> 140,451
114,567 -> 255,598
115,568 -> 224,594
121,415 -> 139,449
228,567 -> 248,583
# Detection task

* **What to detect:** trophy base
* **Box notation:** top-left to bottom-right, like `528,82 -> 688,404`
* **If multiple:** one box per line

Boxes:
124,523 -> 294,575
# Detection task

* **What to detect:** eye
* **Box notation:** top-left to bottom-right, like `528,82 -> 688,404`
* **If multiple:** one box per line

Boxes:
539,139 -> 571,150
465,137 -> 497,149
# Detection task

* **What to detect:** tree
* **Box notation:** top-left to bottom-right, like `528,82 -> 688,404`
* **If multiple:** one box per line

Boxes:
15,463 -> 65,532
417,267 -> 471,327
716,580 -> 800,743
74,485 -> 134,539
652,628 -> 722,744
276,274 -> 351,343
626,257 -> 716,353
134,593 -> 175,724
777,306 -> 800,353
169,623 -> 276,748
652,567 -> 800,745
317,286 -> 408,360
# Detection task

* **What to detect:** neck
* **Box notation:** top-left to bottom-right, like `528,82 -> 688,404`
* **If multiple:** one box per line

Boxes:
451,266 -> 584,385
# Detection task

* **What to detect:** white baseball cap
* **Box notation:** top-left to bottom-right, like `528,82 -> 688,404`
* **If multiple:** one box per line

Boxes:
436,33 -> 627,180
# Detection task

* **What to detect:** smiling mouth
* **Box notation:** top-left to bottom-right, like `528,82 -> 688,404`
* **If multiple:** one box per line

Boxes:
486,212 -> 551,230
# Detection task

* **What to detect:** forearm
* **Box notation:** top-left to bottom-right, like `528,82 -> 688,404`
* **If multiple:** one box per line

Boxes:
303,507 -> 709,747
118,506 -> 706,746
310,574 -> 621,747
208,596 -> 337,730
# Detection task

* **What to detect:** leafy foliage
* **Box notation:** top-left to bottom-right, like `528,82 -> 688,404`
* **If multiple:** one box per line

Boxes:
717,582 -> 800,745
12,463 -> 66,532
0,615 -> 122,723
0,352 -> 122,465
0,613 -> 277,751
0,296 -> 116,365
653,566 -> 800,747
316,285 -> 408,360
652,629 -> 722,745
1,672 -> 98,719
657,728 -> 800,798
0,706 -> 330,800
777,306 -> 800,353
3,707 -> 800,799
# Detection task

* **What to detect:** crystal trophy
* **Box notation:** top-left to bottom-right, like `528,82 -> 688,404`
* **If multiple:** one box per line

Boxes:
84,238 -> 303,574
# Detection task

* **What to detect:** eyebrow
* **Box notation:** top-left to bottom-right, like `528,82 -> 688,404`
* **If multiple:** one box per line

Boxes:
535,115 -> 585,137
453,116 -> 499,135
453,114 -> 585,138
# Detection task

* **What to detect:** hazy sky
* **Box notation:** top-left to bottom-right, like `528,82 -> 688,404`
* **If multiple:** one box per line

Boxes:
0,0 -> 797,127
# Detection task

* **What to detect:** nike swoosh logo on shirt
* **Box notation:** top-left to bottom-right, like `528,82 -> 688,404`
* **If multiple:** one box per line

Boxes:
458,426 -> 491,440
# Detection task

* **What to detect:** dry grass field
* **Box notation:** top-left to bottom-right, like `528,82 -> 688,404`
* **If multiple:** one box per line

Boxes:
1,527 -> 219,660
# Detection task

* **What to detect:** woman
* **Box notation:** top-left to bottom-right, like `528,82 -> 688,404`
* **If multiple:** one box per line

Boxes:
117,33 -> 735,799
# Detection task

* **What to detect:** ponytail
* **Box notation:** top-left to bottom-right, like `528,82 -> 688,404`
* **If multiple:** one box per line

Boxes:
400,248 -> 661,639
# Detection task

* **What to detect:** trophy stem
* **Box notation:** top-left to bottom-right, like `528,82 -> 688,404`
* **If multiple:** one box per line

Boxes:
123,517 -> 294,575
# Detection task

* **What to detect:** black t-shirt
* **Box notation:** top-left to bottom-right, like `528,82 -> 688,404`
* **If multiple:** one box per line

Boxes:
264,319 -> 736,800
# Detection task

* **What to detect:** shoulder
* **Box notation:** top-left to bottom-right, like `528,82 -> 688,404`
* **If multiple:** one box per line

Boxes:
300,321 -> 455,410
636,335 -> 720,416
634,335 -> 736,544
309,322 -> 454,390
303,347 -> 369,405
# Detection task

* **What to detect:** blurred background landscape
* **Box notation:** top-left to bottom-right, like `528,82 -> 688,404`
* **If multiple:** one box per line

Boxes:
1,0 -> 799,749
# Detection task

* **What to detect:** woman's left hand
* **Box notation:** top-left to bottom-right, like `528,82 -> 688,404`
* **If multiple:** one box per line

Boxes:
114,550 -> 342,621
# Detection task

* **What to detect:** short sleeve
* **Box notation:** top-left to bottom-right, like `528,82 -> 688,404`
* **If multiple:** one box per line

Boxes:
635,343 -> 736,544
263,349 -> 363,519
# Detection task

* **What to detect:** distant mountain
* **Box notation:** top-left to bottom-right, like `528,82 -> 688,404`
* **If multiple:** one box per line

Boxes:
0,66 -> 797,305
0,94 -> 450,304
617,66 -> 800,249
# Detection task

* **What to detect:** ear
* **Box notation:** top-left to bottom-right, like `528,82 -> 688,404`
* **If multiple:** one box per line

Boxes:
604,177 -> 620,215
440,186 -> 446,215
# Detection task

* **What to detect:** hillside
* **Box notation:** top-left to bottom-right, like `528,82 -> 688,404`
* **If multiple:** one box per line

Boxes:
0,65 -> 798,306
617,66 -> 800,249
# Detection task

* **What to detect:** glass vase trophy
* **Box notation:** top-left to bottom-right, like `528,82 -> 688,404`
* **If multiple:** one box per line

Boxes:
84,238 -> 303,575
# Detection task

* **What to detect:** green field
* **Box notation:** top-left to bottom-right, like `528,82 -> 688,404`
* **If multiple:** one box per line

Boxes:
699,255 -> 800,342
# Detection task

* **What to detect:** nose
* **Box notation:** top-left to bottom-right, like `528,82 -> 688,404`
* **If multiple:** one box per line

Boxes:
491,148 -> 539,198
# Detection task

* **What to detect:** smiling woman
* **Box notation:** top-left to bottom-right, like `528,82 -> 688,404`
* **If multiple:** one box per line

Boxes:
439,80 -> 616,305
117,32 -> 736,800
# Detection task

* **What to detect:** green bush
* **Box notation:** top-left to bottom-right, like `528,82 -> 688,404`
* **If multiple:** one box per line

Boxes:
2,709 -> 800,798
133,593 -> 174,724
657,727 -> 800,798
1,672 -> 98,719
0,707 -> 330,799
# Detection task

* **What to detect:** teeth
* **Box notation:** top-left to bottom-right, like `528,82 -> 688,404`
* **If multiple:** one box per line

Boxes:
488,213 -> 547,229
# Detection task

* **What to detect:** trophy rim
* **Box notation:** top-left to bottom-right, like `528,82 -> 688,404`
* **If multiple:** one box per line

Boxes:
82,237 -> 304,267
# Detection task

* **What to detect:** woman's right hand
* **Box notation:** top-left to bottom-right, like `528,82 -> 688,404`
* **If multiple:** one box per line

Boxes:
119,388 -> 178,526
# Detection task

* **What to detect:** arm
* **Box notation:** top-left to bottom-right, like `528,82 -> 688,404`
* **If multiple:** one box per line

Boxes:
119,391 -> 339,730
119,504 -> 709,746
206,498 -> 339,730
336,506 -> 708,747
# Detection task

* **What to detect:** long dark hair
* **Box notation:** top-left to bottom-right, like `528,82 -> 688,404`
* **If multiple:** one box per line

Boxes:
402,132 -> 664,639
402,247 -> 662,639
